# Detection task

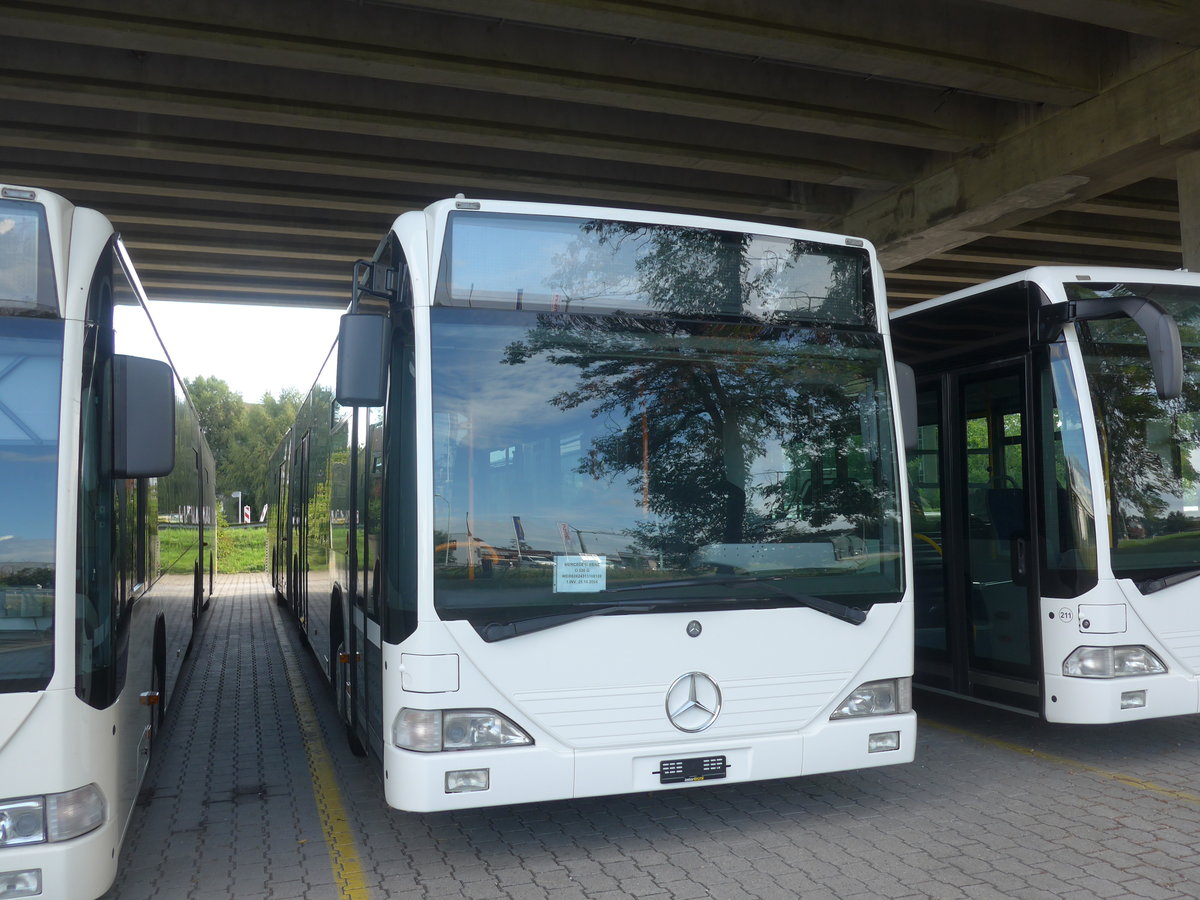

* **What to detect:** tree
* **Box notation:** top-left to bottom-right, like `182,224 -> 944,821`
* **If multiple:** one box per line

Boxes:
223,388 -> 302,515
185,376 -> 302,516
186,375 -> 244,476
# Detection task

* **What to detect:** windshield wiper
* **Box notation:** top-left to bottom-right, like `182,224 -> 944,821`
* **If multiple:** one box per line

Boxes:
478,605 -> 654,642
1139,568 -> 1200,594
604,575 -> 867,625
476,577 -> 867,641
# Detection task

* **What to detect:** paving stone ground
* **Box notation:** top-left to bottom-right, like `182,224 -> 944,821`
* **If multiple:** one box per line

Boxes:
103,573 -> 1200,900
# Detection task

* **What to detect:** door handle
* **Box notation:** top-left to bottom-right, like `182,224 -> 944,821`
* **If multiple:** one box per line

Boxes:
1011,536 -> 1028,586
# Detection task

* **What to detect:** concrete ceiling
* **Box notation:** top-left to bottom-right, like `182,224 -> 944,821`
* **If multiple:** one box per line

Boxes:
4,0 -> 1200,309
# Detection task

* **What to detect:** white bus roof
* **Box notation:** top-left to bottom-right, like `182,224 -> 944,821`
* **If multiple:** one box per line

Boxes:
893,265 -> 1200,319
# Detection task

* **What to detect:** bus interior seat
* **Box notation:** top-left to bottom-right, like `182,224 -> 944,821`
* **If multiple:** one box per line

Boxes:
986,488 -> 1025,541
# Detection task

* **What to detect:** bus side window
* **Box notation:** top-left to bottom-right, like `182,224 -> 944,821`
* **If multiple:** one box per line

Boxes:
77,245 -> 132,708
1039,342 -> 1098,596
384,304 -> 418,644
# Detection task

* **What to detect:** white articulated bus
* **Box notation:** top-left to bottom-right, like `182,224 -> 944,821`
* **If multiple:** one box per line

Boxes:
0,184 -> 216,900
892,266 -> 1200,723
270,197 -> 914,812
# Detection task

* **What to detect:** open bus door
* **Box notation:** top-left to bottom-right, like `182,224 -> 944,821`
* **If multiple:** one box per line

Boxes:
912,363 -> 1043,712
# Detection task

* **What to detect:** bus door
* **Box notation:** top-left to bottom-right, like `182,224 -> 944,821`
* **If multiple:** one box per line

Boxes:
350,410 -> 385,755
194,448 -> 204,621
272,460 -> 285,588
294,433 -> 310,626
913,364 -> 1042,711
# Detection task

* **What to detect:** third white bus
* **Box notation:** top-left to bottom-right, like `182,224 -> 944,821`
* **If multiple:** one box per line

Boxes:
893,266 -> 1200,722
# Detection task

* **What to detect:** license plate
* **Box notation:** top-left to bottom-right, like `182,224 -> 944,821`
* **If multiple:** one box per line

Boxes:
657,755 -> 729,784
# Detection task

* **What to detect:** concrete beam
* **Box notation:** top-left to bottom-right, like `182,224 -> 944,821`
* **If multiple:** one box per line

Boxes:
390,0 -> 1115,104
841,50 -> 1200,268
0,1 -> 1015,153
1179,153 -> 1200,271
0,120 -> 827,223
0,60 -> 919,190
980,0 -> 1200,45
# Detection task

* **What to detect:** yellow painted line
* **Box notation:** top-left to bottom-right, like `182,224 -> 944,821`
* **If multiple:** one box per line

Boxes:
925,718 -> 1200,807
269,601 -> 371,900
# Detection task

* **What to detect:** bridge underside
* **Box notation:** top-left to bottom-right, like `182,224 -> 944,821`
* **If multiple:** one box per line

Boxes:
4,0 -> 1200,308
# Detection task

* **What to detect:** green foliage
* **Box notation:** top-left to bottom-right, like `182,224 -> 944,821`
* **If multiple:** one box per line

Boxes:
306,476 -> 332,565
215,502 -> 236,561
187,375 -> 245,470
221,525 -> 268,573
185,376 -> 302,513
157,525 -> 200,575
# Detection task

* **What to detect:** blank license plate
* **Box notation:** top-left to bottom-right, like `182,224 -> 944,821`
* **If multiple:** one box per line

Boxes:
657,755 -> 729,784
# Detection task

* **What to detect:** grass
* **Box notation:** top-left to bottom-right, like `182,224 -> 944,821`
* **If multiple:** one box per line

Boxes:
220,524 -> 268,574
159,523 -> 267,575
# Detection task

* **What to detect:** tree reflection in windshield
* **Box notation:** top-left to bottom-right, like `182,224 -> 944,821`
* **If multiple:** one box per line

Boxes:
430,218 -> 903,619
1076,283 -> 1200,579
501,314 -> 894,570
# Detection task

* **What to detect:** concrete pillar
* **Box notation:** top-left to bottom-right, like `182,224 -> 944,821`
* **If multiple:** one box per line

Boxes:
1179,153 -> 1200,271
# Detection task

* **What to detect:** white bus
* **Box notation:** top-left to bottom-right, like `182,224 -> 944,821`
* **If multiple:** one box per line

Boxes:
892,266 -> 1200,723
270,197 -> 914,812
0,184 -> 216,900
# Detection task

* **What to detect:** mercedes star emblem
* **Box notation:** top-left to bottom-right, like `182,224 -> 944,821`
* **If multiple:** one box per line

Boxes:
665,671 -> 722,732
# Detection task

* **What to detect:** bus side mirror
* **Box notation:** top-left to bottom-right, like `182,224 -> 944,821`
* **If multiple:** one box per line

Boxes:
112,355 -> 175,478
336,313 -> 389,407
895,362 -> 918,453
1039,296 -> 1183,401
1143,308 -> 1184,400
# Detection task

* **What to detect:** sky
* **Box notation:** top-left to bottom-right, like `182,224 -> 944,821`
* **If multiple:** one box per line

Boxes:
144,300 -> 345,401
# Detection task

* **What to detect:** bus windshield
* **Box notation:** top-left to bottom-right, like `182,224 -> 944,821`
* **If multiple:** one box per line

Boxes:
430,307 -> 903,629
436,211 -> 874,326
0,317 -> 62,692
1074,283 -> 1200,583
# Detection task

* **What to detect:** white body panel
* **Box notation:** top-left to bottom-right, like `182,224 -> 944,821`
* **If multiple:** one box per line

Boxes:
1042,577 -> 1200,723
382,603 -> 914,812
0,690 -> 125,899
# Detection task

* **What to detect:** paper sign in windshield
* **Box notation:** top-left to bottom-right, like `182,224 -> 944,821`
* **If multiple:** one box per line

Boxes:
554,554 -> 606,593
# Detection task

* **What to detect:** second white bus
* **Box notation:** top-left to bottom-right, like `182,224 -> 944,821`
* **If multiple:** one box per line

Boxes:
271,197 -> 915,811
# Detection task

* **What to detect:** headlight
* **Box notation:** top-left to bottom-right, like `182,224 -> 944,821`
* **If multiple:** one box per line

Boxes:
392,708 -> 533,752
0,784 -> 105,848
0,799 -> 45,848
1063,646 -> 1167,678
830,678 -> 912,719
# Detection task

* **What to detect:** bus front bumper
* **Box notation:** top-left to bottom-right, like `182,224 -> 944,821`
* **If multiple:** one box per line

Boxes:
382,711 -> 916,812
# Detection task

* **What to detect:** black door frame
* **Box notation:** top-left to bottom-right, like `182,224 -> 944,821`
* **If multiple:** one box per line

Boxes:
915,355 -> 1045,713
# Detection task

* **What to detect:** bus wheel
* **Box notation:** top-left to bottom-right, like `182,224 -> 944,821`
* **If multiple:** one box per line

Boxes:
345,721 -> 367,757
